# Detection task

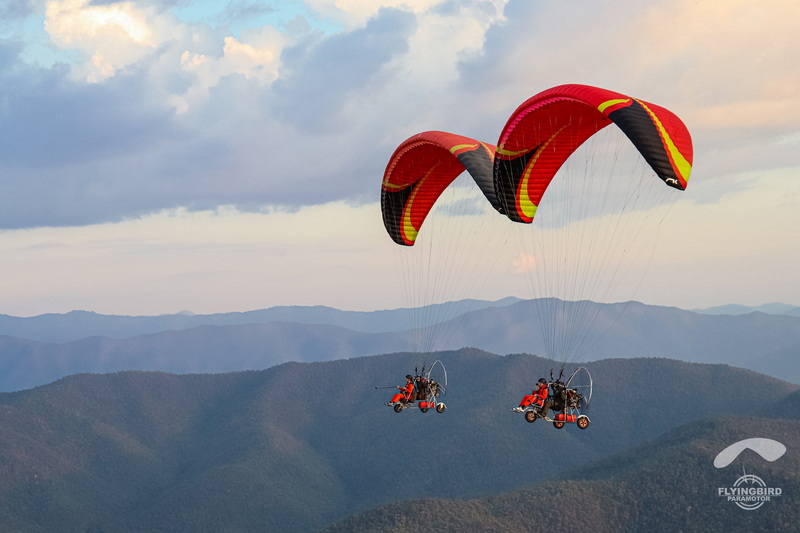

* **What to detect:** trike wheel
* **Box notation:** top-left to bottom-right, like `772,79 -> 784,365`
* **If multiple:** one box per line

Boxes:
577,415 -> 590,429
393,403 -> 403,413
553,421 -> 565,429
420,407 -> 429,413
436,403 -> 446,413
525,410 -> 538,423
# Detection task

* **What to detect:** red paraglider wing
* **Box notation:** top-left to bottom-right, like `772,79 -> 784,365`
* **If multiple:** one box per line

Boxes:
381,131 -> 499,246
493,84 -> 693,223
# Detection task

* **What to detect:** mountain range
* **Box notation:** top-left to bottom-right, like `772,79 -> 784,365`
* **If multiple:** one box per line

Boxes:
1,298 -> 798,344
0,350 -> 796,532
1,299 -> 799,392
0,298 -> 525,343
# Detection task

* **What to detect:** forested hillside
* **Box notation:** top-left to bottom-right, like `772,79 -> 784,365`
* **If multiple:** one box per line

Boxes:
0,350 -> 795,532
322,418 -> 799,532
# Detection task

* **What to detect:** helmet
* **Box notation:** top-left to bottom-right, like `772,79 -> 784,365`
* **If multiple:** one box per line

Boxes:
406,375 -> 414,380
538,378 -> 547,384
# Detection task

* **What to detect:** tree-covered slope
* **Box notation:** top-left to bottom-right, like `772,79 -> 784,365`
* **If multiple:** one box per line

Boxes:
0,350 -> 795,532
322,417 -> 799,532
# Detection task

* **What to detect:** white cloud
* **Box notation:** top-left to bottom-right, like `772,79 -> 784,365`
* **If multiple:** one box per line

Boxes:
43,0 -> 290,95
45,0 -> 159,81
2,0 -> 800,314
512,252 -> 536,274
304,0 -> 501,29
172,25 -> 289,112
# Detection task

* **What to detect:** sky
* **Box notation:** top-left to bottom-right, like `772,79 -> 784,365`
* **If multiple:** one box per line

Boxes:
0,0 -> 798,317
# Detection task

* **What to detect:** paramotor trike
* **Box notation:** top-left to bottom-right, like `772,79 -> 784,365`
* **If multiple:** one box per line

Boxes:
521,367 -> 592,429
391,360 -> 448,414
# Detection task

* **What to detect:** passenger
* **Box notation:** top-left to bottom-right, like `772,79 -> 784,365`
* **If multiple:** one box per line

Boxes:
386,375 -> 414,405
512,378 -> 549,414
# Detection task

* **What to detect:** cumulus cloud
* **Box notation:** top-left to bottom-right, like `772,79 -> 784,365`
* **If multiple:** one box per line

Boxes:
45,0 -> 158,81
1,0 -> 799,315
0,0 -> 798,232
512,252 -> 536,274
303,0 -> 481,29
172,25 -> 289,112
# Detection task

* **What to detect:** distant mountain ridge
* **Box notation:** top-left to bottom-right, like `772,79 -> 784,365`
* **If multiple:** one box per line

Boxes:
0,297 -> 523,342
693,302 -> 800,316
2,297 -> 797,343
1,299 -> 799,392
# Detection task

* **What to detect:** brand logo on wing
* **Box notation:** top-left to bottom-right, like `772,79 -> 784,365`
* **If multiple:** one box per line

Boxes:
714,438 -> 785,511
